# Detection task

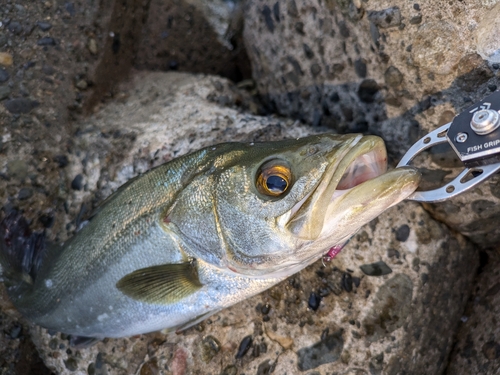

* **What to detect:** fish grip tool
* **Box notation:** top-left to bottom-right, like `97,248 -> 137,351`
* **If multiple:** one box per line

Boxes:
397,91 -> 500,203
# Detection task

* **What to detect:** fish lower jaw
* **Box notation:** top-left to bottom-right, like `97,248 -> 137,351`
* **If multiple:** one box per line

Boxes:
319,168 -> 421,241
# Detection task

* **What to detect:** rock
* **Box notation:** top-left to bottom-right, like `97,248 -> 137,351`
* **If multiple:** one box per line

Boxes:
357,79 -> 380,103
256,359 -> 274,375
384,66 -> 403,87
71,174 -> 84,191
296,330 -> 343,371
65,2 -> 76,17
3,98 -> 40,114
0,52 -> 13,67
0,86 -> 10,101
241,0 -> 499,159
39,214 -> 55,229
367,7 -> 402,29
182,0 -> 242,49
360,261 -> 393,276
265,329 -> 294,350
0,68 -> 9,83
422,173 -> 500,249
18,187 -> 33,200
36,37 -> 57,46
455,53 -> 495,90
36,22 -> 52,31
409,14 -> 423,25
446,250 -> 500,374
134,0 -> 250,83
9,324 -> 22,339
307,292 -> 321,311
15,71 -> 476,375
354,58 -> 367,78
200,335 -> 221,363
363,274 -> 412,341
87,38 -> 97,55
7,160 -> 28,180
75,79 -> 88,90
41,64 -> 55,76
53,155 -> 69,168
235,336 -> 253,359
8,21 -> 23,35
221,365 -> 237,375
413,21 -> 464,75
475,1 -> 500,63
395,224 -> 410,242
260,303 -> 270,315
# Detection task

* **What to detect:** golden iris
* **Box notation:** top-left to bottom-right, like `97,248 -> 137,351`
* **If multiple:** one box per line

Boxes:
256,163 -> 292,197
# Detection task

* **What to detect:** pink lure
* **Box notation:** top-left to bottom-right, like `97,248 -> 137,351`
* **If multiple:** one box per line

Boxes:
322,244 -> 344,262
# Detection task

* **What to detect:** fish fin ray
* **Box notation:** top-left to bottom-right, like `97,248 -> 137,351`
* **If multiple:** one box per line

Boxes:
116,261 -> 203,304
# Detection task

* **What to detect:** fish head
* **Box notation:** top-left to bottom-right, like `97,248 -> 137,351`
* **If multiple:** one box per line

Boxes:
168,134 -> 420,277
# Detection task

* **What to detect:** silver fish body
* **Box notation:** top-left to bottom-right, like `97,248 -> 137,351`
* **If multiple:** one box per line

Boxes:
0,134 -> 420,339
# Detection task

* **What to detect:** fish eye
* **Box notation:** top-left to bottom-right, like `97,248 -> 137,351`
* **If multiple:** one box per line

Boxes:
256,161 -> 292,197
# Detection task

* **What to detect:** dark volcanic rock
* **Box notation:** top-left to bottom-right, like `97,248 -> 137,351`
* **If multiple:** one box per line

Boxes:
0,68 -> 9,83
297,330 -> 344,371
4,98 -> 40,114
360,261 -> 393,276
363,274 -> 413,342
367,7 -> 402,29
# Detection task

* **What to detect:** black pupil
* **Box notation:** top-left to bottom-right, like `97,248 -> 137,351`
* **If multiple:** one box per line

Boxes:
266,175 -> 287,193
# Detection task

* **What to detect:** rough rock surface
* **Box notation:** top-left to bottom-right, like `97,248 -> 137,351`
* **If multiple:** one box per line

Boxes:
242,0 -> 500,155
1,71 -> 477,374
241,0 -> 500,248
135,0 -> 250,84
447,250 -> 500,375
421,174 -> 500,249
0,0 -> 497,373
0,0 -> 248,134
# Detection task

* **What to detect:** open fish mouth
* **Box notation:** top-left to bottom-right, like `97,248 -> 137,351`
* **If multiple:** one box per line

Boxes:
286,135 -> 420,242
335,140 -> 388,192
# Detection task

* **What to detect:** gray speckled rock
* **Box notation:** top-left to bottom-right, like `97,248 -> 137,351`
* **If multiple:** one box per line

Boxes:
475,1 -> 500,63
412,21 -> 464,75
447,250 -> 500,375
242,0 -> 499,155
421,175 -> 500,249
13,71 -> 477,374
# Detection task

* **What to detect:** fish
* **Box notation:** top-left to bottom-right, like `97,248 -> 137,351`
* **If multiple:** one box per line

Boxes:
0,133 -> 420,341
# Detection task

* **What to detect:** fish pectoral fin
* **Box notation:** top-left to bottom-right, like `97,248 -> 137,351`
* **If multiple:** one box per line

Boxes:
116,261 -> 203,304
